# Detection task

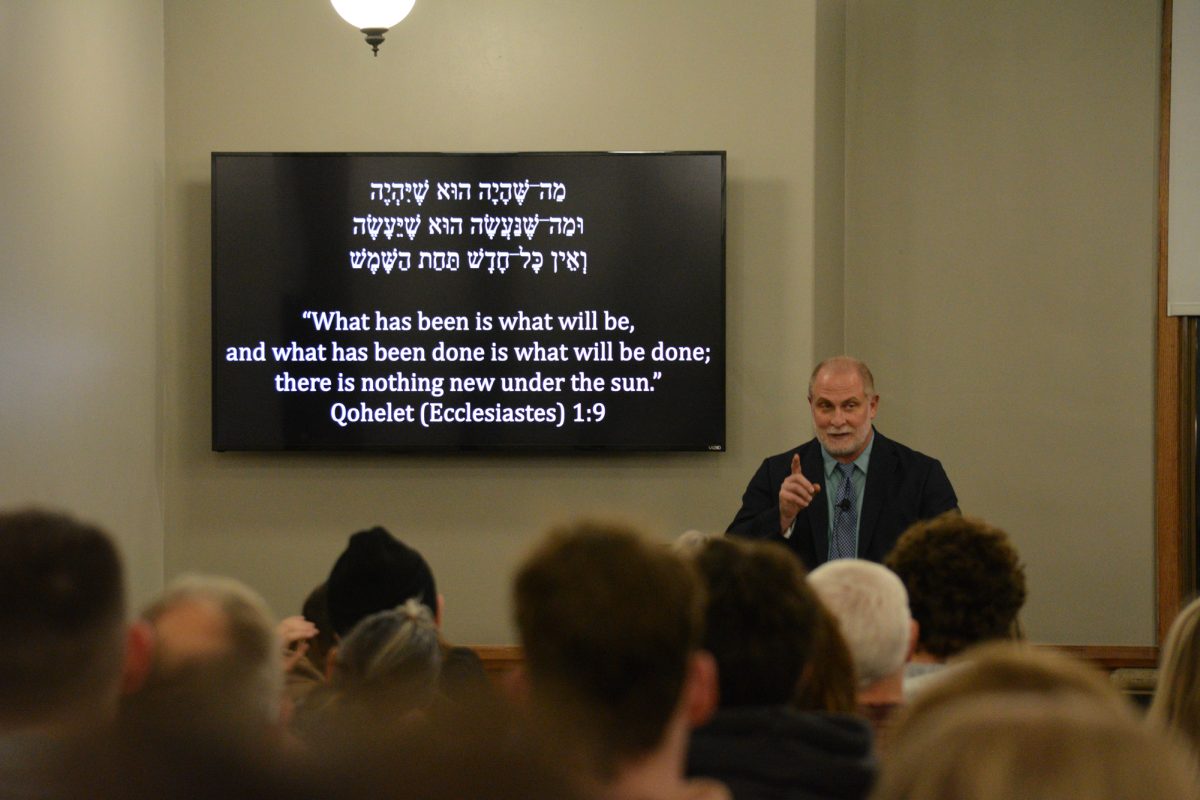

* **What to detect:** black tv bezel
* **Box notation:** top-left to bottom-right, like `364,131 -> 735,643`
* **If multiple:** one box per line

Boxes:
211,150 -> 727,453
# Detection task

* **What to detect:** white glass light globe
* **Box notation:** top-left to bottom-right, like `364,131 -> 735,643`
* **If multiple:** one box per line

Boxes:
330,0 -> 416,31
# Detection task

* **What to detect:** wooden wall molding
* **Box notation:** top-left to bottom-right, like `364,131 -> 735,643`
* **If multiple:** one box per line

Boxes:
474,644 -> 1160,677
1050,645 -> 1159,671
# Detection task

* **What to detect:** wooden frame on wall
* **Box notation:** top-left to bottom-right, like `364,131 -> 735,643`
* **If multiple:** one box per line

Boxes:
1157,0 -> 1197,647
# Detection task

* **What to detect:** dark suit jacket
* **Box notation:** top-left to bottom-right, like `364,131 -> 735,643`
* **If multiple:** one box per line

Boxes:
726,429 -> 957,570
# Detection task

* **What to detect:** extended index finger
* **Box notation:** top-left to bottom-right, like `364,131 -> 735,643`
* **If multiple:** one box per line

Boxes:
786,453 -> 819,495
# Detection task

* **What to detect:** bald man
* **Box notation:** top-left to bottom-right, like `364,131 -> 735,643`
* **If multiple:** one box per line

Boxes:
727,356 -> 957,570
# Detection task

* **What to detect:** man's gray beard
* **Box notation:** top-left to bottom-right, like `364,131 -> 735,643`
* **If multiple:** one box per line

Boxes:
817,430 -> 863,457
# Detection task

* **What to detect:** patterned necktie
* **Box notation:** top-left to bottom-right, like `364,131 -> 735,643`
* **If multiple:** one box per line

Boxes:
830,462 -> 857,560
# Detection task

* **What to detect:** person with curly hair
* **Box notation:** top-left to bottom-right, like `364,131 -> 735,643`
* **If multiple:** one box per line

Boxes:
883,513 -> 1026,697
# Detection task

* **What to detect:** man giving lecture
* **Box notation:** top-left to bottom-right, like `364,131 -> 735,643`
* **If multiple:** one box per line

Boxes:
727,356 -> 957,570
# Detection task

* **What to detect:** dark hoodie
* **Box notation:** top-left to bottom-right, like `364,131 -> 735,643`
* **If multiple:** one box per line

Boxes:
687,706 -> 876,800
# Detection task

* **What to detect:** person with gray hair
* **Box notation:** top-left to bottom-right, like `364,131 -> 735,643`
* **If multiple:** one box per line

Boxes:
808,559 -> 915,739
127,574 -> 284,746
727,356 -> 957,570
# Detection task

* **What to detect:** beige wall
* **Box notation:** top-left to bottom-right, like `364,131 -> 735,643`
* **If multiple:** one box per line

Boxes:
163,0 -> 833,643
845,0 -> 1161,644
2,1 -> 1163,646
0,0 -> 165,609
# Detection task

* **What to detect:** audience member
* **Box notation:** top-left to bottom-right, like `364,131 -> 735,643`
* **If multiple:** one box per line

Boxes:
808,559 -> 914,739
294,599 -> 442,747
326,526 -> 440,636
329,599 -> 441,708
126,574 -> 284,748
887,641 -> 1128,744
323,525 -> 493,715
686,537 -> 875,800
884,513 -> 1025,696
1148,594 -> 1200,758
513,520 -> 729,800
0,508 -> 133,730
0,508 -> 147,798
871,692 -> 1200,800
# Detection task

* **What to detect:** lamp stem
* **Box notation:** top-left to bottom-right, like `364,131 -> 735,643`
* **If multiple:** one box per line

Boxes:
361,27 -> 388,56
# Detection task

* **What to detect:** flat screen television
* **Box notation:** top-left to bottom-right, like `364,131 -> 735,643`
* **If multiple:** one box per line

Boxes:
212,151 -> 725,451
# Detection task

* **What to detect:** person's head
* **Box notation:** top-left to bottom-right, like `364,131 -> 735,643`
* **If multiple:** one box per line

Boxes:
1149,594 -> 1200,755
885,513 -> 1026,660
691,537 -> 821,706
889,641 -> 1128,740
808,559 -> 913,689
139,574 -> 282,727
328,599 -> 442,714
0,508 -> 127,728
326,526 -> 439,638
807,356 -> 878,462
513,520 -> 712,777
873,692 -> 1200,800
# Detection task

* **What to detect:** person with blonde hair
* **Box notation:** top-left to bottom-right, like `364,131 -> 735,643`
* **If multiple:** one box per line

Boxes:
293,599 -> 444,749
872,692 -> 1200,800
885,640 -> 1130,750
1148,594 -> 1200,756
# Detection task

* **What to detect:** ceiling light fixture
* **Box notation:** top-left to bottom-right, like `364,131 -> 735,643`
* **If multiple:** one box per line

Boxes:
330,0 -> 416,56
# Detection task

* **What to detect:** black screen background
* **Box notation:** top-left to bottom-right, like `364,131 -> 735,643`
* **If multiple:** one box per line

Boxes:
212,152 -> 725,451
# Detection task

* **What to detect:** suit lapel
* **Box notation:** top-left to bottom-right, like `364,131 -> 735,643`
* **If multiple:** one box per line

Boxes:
858,429 -> 891,558
802,443 -> 829,563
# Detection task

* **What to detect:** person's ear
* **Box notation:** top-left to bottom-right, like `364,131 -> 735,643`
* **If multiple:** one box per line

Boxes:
120,620 -> 155,695
906,619 -> 919,661
684,650 -> 719,728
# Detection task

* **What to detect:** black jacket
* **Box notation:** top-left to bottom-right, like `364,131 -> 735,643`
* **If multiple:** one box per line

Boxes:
687,706 -> 876,800
726,429 -> 957,570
